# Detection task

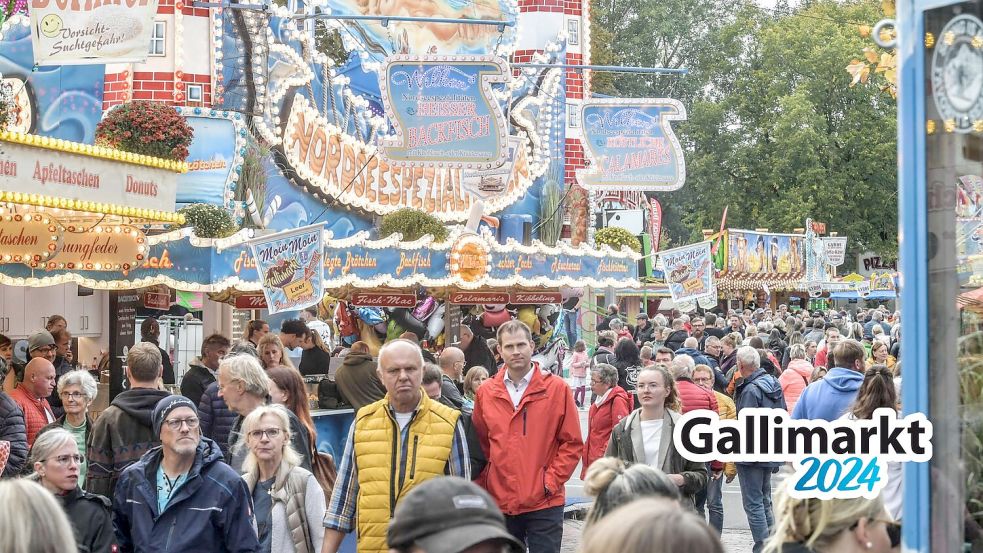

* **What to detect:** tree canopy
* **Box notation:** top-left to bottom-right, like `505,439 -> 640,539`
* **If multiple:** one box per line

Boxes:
590,0 -> 898,259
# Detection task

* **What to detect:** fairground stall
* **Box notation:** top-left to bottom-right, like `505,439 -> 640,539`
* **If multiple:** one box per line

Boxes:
0,129 -> 189,408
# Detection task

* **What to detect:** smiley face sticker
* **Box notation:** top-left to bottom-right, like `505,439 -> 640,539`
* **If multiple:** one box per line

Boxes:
39,14 -> 63,38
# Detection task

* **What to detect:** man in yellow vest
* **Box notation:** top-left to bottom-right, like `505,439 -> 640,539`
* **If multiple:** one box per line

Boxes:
321,339 -> 471,553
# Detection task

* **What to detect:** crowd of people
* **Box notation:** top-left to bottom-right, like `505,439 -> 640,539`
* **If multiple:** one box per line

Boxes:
0,304 -> 903,553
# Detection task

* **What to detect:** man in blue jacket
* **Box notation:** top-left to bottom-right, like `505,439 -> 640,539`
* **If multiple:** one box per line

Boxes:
791,340 -> 866,421
733,345 -> 786,553
112,395 -> 259,553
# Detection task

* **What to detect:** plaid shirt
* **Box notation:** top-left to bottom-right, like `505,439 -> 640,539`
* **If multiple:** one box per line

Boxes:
323,408 -> 470,533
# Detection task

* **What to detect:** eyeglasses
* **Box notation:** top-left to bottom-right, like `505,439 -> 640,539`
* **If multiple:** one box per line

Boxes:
33,346 -> 55,354
43,454 -> 84,466
693,377 -> 713,384
59,392 -> 85,400
163,417 -> 200,431
247,428 -> 282,440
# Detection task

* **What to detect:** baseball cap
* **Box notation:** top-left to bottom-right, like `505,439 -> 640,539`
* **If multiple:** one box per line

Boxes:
636,313 -> 648,320
27,331 -> 54,352
387,477 -> 523,553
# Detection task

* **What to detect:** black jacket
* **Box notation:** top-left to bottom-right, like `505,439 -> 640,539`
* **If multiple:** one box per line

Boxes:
663,330 -> 690,352
48,355 -> 75,419
180,363 -> 215,404
463,335 -> 498,377
632,323 -> 657,345
143,340 -> 175,385
60,486 -> 115,553
0,391 -> 27,477
197,382 -> 237,459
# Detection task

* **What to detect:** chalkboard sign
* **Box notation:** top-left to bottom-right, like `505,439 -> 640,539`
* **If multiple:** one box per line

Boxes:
109,291 -> 141,399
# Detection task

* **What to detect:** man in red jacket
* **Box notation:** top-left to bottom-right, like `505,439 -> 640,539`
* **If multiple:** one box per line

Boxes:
9,358 -> 56,448
473,320 -> 583,553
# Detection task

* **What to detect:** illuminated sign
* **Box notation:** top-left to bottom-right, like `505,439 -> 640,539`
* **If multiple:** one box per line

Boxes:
450,235 -> 490,284
282,95 -> 531,220
51,222 -> 146,271
0,212 -> 61,267
379,55 -> 510,168
0,139 -> 178,213
578,98 -> 687,191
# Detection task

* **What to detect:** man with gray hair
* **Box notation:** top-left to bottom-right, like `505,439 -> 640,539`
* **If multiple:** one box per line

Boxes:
86,342 -> 170,500
322,339 -> 470,553
671,355 -> 718,415
733,345 -> 786,553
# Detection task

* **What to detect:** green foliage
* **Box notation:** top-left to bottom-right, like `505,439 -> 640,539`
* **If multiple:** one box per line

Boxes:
539,164 -> 565,246
95,101 -> 194,161
601,0 -> 900,260
179,204 -> 238,238
595,227 -> 641,253
379,209 -> 449,242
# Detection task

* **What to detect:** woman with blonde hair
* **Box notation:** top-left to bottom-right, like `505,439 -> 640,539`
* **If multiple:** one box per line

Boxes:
605,364 -> 707,509
462,366 -> 489,412
258,333 -> 296,371
241,404 -> 325,553
764,483 -> 900,553
0,479 -> 79,553
582,456 -> 679,528
27,428 -> 113,552
581,497 -> 723,553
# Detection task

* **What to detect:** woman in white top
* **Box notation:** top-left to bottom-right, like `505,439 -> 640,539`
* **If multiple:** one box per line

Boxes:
240,404 -> 325,553
838,365 -> 903,521
604,364 -> 708,509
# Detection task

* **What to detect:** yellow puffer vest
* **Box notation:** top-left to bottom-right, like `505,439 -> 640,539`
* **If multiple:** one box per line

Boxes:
353,393 -> 459,553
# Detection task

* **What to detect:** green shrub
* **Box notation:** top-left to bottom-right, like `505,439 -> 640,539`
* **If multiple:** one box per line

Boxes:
95,101 -> 194,161
595,226 -> 641,253
379,209 -> 449,242
179,203 -> 238,238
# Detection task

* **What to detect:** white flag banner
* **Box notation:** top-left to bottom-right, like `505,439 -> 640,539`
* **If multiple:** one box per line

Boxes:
822,237 -> 848,267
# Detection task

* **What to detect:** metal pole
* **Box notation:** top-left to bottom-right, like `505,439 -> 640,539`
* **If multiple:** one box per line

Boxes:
512,63 -> 688,75
289,13 -> 515,33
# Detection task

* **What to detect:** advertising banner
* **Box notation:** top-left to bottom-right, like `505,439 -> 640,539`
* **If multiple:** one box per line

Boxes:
727,230 -> 805,275
578,98 -> 687,191
822,237 -> 848,267
176,116 -> 239,207
659,241 -> 714,303
282,95 -> 532,220
29,0 -> 159,65
379,55 -> 509,169
248,225 -> 325,314
0,139 -> 178,212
